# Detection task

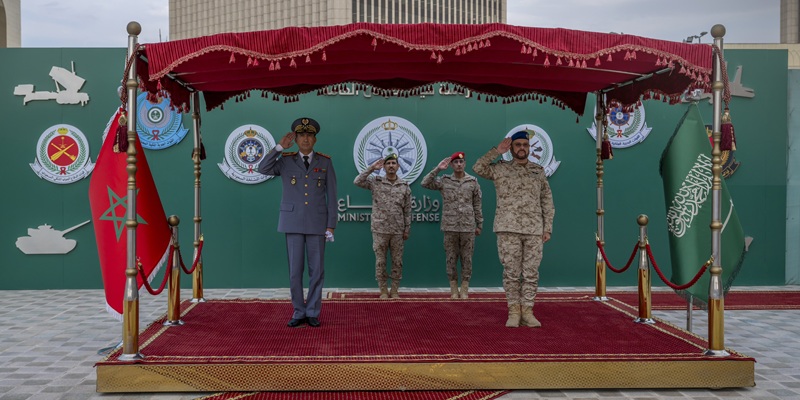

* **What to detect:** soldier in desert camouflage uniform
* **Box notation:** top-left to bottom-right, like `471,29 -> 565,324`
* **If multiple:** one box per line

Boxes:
421,151 -> 483,299
354,153 -> 412,299
472,131 -> 555,328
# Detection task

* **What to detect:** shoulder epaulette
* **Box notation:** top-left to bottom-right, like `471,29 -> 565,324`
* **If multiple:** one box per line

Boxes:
316,152 -> 331,159
282,151 -> 297,157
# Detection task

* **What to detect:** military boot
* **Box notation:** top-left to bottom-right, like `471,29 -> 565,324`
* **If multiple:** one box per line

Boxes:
449,281 -> 459,299
459,281 -> 470,299
390,280 -> 400,299
505,304 -> 521,328
379,280 -> 389,299
520,306 -> 541,328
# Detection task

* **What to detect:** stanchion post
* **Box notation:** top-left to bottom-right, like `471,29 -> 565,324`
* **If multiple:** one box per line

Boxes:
191,92 -> 206,303
634,215 -> 655,324
164,216 -> 184,326
593,92 -> 608,301
705,24 -> 729,357
119,21 -> 143,361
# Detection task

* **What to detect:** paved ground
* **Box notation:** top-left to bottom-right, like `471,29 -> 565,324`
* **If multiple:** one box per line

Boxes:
1,286 -> 799,400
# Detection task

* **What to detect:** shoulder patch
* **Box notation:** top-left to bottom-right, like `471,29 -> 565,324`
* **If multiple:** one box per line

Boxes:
282,151 -> 297,157
316,152 -> 331,159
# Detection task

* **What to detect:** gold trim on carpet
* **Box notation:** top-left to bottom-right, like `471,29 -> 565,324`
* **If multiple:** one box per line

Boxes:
97,360 -> 755,392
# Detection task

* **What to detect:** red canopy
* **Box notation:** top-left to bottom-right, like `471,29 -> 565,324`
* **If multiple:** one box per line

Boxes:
135,23 -> 713,115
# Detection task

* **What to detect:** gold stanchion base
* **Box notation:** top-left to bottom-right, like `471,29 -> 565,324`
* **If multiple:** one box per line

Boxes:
116,353 -> 144,362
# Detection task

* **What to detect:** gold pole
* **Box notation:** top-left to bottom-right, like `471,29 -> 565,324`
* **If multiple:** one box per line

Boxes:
706,24 -> 729,356
593,92 -> 608,301
190,92 -> 206,303
634,215 -> 655,324
164,216 -> 184,326
120,21 -> 143,361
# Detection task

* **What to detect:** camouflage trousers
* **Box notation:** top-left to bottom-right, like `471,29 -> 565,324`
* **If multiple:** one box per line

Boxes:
496,232 -> 543,307
443,231 -> 475,282
373,232 -> 405,282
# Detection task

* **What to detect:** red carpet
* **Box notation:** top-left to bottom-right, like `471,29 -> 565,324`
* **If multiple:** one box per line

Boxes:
328,290 -> 800,310
99,296 -> 751,365
197,390 -> 508,400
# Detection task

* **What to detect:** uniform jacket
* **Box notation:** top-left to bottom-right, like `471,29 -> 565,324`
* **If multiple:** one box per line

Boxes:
472,147 -> 554,235
354,169 -> 412,235
259,148 -> 338,234
421,169 -> 483,233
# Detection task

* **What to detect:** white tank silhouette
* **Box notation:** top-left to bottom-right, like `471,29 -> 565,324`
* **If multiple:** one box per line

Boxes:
16,220 -> 91,255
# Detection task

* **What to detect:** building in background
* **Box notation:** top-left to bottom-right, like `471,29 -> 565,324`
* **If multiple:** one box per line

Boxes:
170,0 -> 507,40
0,0 -> 21,47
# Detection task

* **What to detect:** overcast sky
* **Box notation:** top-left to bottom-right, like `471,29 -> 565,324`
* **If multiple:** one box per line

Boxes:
20,0 -> 778,47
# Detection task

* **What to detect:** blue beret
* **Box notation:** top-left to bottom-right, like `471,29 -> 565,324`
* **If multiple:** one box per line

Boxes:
510,131 -> 529,142
292,117 -> 320,134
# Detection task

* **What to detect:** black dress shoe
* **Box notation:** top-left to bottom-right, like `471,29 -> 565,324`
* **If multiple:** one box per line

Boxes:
307,317 -> 321,327
287,318 -> 306,327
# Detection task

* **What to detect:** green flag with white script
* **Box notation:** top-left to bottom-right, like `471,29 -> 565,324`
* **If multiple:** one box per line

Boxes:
659,104 -> 746,308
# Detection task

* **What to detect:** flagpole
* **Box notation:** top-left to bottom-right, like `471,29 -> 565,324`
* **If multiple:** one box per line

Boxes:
593,92 -> 608,301
191,92 -> 206,303
705,24 -> 729,357
120,21 -> 144,361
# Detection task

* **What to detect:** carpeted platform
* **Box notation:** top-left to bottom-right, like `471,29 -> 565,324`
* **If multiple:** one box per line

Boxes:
96,296 -> 754,392
196,390 -> 508,400
328,290 -> 800,310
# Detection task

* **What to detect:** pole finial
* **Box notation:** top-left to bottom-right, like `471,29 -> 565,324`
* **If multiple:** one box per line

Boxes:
637,214 -> 649,226
711,24 -> 726,39
127,21 -> 142,36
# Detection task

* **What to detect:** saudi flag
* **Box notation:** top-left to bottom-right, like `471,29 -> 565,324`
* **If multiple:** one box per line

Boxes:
659,104 -> 747,308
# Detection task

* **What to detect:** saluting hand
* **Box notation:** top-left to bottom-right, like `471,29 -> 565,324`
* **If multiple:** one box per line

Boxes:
436,157 -> 451,171
370,159 -> 385,172
497,137 -> 512,153
279,132 -> 296,149
543,232 -> 551,243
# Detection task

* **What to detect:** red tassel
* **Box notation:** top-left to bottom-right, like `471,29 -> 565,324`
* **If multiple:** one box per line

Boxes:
431,51 -> 437,59
269,62 -> 275,71
437,53 -> 443,64
581,60 -> 587,68
115,111 -> 129,153
601,134 -> 613,160
532,48 -> 537,57
484,39 -> 491,47
720,108 -> 736,151
322,51 -> 327,61
543,56 -> 550,67
456,48 -> 461,56
568,59 -> 574,67
275,61 -> 281,70
290,58 -> 297,68
199,142 -> 207,160
306,55 -> 311,63
371,37 -> 377,47
479,40 -> 484,48
247,57 -> 253,67
595,57 -> 601,66
556,57 -> 562,66
229,53 -> 236,63
520,44 -> 526,54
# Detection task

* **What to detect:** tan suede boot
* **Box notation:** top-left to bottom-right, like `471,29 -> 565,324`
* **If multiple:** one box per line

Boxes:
505,304 -> 521,328
459,281 -> 469,299
379,280 -> 389,299
390,280 -> 400,299
449,281 -> 459,299
520,306 -> 541,328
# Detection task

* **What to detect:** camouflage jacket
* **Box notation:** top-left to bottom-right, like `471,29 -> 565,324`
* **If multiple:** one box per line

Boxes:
421,168 -> 483,233
354,169 -> 412,235
472,147 -> 554,235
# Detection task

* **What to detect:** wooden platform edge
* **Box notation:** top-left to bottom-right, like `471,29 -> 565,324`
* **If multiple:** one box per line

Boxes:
97,359 -> 755,392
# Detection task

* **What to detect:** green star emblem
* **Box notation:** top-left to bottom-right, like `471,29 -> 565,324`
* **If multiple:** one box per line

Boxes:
98,187 -> 148,241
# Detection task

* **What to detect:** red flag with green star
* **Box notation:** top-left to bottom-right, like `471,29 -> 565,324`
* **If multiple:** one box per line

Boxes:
89,108 -> 171,320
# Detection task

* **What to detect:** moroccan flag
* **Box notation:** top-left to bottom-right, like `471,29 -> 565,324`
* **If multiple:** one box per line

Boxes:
89,109 -> 171,319
659,104 -> 747,308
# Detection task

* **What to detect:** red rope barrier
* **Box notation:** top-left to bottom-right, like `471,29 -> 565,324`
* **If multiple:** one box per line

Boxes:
179,239 -> 204,275
137,247 -> 174,296
596,241 -> 639,273
645,244 -> 710,291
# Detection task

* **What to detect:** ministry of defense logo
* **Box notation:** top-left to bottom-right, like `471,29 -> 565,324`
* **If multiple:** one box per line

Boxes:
136,92 -> 189,150
30,124 -> 94,184
218,125 -> 276,184
587,101 -> 652,148
353,116 -> 427,184
502,124 -> 560,177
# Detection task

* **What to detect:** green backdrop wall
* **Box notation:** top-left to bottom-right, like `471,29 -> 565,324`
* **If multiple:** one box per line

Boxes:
0,48 -> 788,290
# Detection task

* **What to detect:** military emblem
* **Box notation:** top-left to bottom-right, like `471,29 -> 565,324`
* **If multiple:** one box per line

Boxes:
136,92 -> 189,149
30,124 -> 94,184
706,125 -> 741,178
502,124 -> 560,176
587,101 -> 652,148
218,125 -> 276,184
353,116 -> 427,184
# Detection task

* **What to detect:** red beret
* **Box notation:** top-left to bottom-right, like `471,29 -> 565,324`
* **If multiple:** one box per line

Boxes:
450,152 -> 465,161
